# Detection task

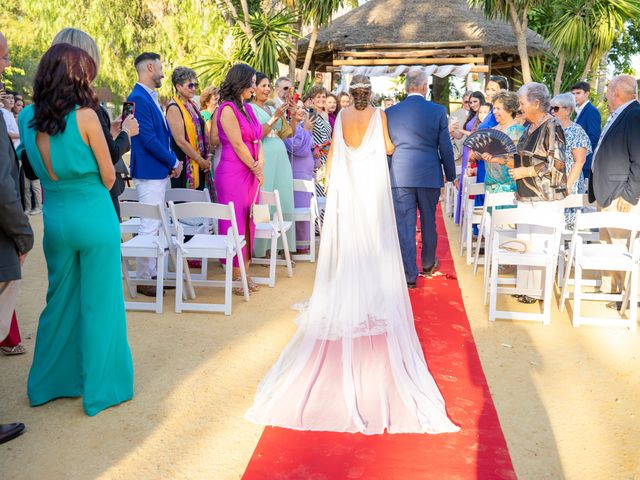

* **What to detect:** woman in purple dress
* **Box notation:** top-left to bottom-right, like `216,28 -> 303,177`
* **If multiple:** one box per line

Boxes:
453,91 -> 485,224
284,100 -> 315,253
214,64 -> 264,292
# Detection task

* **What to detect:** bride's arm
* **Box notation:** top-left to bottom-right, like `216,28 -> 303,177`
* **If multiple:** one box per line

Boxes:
380,110 -> 395,155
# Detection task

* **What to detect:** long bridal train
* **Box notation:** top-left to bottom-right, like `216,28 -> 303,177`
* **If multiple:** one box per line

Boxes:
246,110 -> 459,435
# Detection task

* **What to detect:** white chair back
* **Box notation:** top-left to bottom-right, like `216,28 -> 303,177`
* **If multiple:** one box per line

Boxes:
165,188 -> 211,204
119,187 -> 138,202
562,193 -> 593,210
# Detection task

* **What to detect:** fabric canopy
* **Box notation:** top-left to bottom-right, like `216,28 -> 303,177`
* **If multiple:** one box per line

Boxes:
335,64 -> 473,92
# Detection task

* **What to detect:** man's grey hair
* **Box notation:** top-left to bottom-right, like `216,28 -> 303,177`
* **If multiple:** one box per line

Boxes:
517,82 -> 551,112
551,92 -> 576,111
275,76 -> 291,87
462,90 -> 473,98
406,70 -> 428,91
171,66 -> 197,88
610,75 -> 638,98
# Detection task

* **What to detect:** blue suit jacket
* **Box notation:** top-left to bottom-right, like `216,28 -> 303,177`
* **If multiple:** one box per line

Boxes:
127,83 -> 177,179
575,101 -> 601,172
386,95 -> 456,188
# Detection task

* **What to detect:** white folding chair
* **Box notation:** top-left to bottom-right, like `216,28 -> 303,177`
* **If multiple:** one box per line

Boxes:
444,164 -> 462,218
120,202 -> 174,314
560,211 -> 640,331
291,179 -> 319,263
460,181 -> 485,264
168,201 -> 249,315
488,208 -> 563,325
473,191 -> 516,276
252,190 -> 294,287
556,193 -> 599,286
164,188 -> 214,280
119,188 -> 141,234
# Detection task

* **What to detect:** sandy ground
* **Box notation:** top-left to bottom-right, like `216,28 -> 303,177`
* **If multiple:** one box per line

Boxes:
1,212 -> 639,479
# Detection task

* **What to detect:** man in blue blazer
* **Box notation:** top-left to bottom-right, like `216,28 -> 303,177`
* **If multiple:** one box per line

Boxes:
127,52 -> 181,294
571,81 -> 601,182
386,70 -> 456,288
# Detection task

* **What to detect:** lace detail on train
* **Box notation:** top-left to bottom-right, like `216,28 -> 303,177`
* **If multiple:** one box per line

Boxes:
246,109 -> 460,435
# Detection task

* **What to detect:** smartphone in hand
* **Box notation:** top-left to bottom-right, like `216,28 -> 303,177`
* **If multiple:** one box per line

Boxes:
121,101 -> 135,121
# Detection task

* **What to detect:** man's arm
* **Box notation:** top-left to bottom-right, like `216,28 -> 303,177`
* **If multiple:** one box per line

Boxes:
620,110 -> 640,205
437,109 -> 456,182
584,107 -> 602,149
130,95 -> 176,171
0,116 -> 33,256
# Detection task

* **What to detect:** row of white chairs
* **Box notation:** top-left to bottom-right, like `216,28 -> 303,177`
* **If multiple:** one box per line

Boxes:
448,179 -> 640,331
119,183 -> 320,316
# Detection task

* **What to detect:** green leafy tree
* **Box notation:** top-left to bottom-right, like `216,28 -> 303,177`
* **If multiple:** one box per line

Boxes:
468,0 -> 546,83
609,20 -> 640,75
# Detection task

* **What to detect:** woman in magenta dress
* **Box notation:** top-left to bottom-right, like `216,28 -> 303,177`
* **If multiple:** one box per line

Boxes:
452,91 -> 485,224
214,64 -> 264,292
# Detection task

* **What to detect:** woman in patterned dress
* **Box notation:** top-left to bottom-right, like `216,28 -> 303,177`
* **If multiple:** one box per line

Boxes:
477,91 -> 525,197
307,85 -> 333,221
550,93 -> 592,226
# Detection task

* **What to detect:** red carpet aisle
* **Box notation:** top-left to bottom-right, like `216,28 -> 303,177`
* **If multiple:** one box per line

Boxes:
242,208 -> 516,479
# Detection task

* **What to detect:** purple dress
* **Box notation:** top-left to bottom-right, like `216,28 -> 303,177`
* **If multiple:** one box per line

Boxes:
454,113 -> 478,224
284,124 -> 314,248
214,101 -> 262,267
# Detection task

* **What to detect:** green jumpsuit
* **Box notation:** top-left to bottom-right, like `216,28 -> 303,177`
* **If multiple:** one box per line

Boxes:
18,106 -> 134,416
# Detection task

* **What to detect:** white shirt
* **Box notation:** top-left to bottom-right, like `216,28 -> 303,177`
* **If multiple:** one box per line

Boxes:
407,93 -> 425,98
574,99 -> 590,120
1,108 -> 19,148
592,99 -> 636,167
136,82 -> 166,122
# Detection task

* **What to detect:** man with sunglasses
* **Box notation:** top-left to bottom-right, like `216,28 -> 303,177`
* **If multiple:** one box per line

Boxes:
127,52 -> 182,296
274,76 -> 292,108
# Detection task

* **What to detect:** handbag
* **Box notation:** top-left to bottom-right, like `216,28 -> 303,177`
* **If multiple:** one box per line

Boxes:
251,187 -> 271,224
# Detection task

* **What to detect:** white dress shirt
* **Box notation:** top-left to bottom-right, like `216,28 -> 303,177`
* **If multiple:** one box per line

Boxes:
592,99 -> 636,168
574,100 -> 590,121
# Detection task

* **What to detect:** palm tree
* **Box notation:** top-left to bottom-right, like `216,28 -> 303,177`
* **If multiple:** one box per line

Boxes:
540,0 -> 640,94
295,0 -> 348,94
468,0 -> 546,83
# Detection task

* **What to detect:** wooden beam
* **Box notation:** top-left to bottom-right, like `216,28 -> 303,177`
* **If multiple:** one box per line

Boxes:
326,65 -> 490,73
344,41 -> 481,50
333,57 -> 485,66
338,48 -> 484,59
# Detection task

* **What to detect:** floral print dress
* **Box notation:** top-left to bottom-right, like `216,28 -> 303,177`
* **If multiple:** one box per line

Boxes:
563,122 -> 592,226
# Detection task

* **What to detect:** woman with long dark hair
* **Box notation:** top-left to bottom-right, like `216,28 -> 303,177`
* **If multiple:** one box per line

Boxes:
214,63 -> 263,293
17,43 -> 134,416
453,90 -> 485,224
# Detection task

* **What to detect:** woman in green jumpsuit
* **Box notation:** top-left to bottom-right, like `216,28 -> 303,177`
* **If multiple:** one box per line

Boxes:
250,73 -> 296,257
18,44 -> 133,416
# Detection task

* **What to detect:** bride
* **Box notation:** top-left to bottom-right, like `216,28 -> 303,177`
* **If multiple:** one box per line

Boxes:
246,75 -> 459,435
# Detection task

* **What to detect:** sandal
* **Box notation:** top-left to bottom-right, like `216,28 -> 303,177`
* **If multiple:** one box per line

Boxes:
248,278 -> 260,292
1,344 -> 27,356
517,295 -> 538,304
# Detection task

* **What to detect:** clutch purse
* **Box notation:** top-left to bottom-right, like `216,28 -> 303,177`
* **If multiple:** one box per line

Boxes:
251,187 -> 271,224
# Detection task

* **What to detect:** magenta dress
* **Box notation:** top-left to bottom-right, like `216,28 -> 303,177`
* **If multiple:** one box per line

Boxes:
214,101 -> 262,267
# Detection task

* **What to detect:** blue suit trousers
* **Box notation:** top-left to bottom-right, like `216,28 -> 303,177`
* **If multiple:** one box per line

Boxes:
392,187 -> 440,283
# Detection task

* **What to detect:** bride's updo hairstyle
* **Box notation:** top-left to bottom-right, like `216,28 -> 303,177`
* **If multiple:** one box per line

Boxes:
349,75 -> 372,111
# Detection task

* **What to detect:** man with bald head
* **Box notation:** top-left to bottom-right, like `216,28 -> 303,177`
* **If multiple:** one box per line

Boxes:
0,31 -> 31,444
589,75 -> 640,297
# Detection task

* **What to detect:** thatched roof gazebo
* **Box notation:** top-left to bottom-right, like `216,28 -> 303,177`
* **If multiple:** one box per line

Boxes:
296,0 -> 548,80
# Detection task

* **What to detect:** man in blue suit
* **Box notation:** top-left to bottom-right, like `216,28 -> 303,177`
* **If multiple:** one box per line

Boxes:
571,81 -> 601,183
386,70 -> 456,288
128,52 -> 181,294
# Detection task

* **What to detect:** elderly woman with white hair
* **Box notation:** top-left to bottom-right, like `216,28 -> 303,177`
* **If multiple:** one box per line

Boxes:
509,82 -> 568,304
550,92 -> 592,225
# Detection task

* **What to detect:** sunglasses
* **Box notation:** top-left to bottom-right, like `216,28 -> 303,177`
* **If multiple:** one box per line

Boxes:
283,86 -> 290,91
463,100 -> 470,104
186,82 -> 199,90
550,106 -> 564,113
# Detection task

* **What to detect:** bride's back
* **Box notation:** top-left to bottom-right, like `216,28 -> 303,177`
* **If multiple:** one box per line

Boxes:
340,106 -> 377,149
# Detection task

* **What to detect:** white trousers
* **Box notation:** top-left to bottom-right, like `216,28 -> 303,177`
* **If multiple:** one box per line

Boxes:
134,177 -> 169,279
0,280 -> 20,340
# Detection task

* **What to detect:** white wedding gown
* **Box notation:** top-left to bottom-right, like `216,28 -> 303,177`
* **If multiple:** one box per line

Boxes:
246,109 -> 459,434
